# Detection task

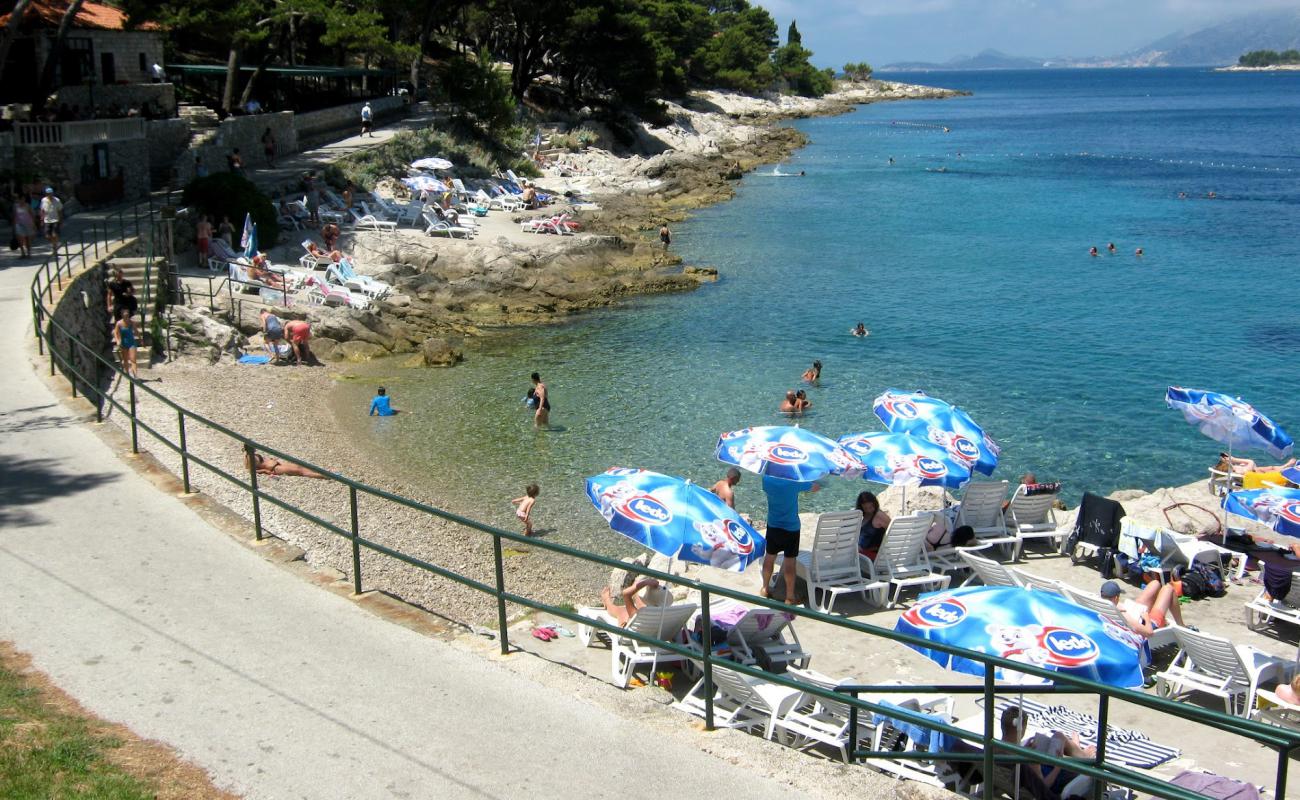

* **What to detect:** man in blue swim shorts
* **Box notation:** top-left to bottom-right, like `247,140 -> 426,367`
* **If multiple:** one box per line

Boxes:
761,474 -> 819,603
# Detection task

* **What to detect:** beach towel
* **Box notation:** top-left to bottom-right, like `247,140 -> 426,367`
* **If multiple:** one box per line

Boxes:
990,698 -> 1179,768
238,355 -> 271,364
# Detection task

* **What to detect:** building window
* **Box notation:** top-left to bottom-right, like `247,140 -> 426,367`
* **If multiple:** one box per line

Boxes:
139,53 -> 147,73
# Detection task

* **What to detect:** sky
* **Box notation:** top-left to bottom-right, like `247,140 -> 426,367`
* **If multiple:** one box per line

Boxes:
761,0 -> 1300,67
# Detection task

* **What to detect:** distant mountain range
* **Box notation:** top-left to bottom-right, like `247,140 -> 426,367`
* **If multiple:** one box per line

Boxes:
881,8 -> 1300,70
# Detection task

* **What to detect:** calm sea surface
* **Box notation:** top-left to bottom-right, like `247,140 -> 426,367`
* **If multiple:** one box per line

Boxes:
335,68 -> 1300,553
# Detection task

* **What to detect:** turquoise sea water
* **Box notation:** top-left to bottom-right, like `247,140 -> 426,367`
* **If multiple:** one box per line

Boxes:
337,68 -> 1300,553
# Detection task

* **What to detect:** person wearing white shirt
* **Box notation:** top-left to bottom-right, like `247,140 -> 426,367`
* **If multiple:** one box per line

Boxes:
39,188 -> 63,251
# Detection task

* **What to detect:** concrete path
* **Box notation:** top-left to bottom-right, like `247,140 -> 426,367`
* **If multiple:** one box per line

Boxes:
0,126 -> 811,799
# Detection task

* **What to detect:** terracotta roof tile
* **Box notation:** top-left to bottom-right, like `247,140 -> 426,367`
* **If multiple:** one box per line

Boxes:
0,1 -> 159,32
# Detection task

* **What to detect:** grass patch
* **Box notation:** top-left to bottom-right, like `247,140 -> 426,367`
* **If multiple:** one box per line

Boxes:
0,643 -> 240,800
0,659 -> 154,799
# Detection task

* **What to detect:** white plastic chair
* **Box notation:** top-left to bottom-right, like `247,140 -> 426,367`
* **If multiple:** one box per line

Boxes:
794,511 -> 887,613
422,210 -> 473,239
1005,485 -> 1067,559
955,481 -> 1015,555
726,608 -> 810,672
1009,568 -> 1067,597
959,550 -> 1019,587
348,207 -> 397,232
1156,627 -> 1294,716
864,513 -> 950,608
577,603 -> 697,688
1059,585 -> 1177,651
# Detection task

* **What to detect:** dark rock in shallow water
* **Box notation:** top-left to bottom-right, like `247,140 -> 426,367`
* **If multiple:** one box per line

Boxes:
420,337 -> 464,367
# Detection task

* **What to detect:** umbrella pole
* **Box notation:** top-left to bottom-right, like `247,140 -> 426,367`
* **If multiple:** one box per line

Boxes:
1223,442 -> 1232,538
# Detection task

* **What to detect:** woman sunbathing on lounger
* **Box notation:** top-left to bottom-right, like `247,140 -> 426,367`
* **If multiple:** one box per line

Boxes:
600,577 -> 669,625
306,241 -> 343,263
247,255 -> 286,289
1215,454 -> 1296,476
244,450 -> 327,479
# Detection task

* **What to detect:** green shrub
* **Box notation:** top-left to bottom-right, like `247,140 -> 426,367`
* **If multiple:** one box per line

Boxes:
181,173 -> 279,250
574,127 -> 600,148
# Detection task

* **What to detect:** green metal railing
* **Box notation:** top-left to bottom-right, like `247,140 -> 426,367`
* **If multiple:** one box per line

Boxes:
28,207 -> 1300,800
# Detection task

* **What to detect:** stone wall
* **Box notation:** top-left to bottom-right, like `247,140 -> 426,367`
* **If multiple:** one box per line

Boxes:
17,137 -> 150,207
0,132 -> 13,176
56,84 -> 177,117
45,261 -> 111,402
294,96 -> 405,146
174,111 -> 298,185
145,118 -> 193,188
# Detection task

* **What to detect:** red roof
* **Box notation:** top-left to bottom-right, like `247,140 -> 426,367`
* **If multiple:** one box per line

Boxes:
0,1 -> 159,31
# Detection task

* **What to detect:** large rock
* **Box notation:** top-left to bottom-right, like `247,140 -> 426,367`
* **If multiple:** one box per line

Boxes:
311,336 -> 343,362
420,337 -> 463,367
169,306 -> 245,360
340,341 -> 387,362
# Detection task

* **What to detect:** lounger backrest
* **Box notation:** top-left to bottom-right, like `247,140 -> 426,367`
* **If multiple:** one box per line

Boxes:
1173,628 -> 1247,686
809,511 -> 863,580
1059,586 -> 1126,625
959,550 -> 1017,587
711,665 -> 761,707
730,609 -> 794,650
799,671 -> 856,720
875,514 -> 934,576
1009,568 -> 1065,596
624,603 -> 697,641
956,481 -> 1009,530
1008,488 -> 1058,527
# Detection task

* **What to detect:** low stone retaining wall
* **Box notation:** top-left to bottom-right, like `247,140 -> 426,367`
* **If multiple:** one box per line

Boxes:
45,263 -> 111,399
294,96 -> 405,147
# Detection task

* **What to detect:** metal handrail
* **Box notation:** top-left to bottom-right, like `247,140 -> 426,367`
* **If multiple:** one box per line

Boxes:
28,207 -> 1300,800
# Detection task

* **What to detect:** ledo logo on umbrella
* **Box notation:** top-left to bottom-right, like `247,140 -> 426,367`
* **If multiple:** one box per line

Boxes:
881,394 -> 919,420
1038,627 -> 1100,667
617,494 -> 674,526
901,597 -> 967,629
929,429 -> 979,462
910,455 -> 948,479
720,518 -> 755,555
765,443 -> 808,464
841,436 -> 873,455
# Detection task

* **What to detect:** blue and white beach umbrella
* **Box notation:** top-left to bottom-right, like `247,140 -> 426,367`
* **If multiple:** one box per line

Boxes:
1223,488 -> 1300,537
585,468 -> 765,571
837,431 -> 972,490
402,175 -> 444,194
895,585 -> 1145,688
873,389 -> 1000,476
410,157 -> 454,171
1165,387 -> 1293,459
240,212 -> 257,259
716,426 -> 865,483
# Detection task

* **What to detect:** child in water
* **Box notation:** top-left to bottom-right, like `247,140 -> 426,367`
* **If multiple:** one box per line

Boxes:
369,386 -> 396,416
511,483 -> 540,536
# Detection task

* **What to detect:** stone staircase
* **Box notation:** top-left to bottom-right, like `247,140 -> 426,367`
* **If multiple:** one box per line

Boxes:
106,256 -> 165,329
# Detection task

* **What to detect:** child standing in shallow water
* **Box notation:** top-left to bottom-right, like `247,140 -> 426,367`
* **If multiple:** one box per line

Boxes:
511,484 -> 540,536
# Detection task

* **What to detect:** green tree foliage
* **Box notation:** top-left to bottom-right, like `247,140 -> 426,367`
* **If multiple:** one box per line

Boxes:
1239,49 -> 1300,67
771,18 -> 831,97
786,19 -> 800,46
842,61 -> 873,81
441,48 -> 517,135
690,3 -> 778,93
182,173 -> 280,250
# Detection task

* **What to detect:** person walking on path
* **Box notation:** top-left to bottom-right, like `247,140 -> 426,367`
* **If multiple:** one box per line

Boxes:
760,475 -> 818,603
711,468 -> 741,509
511,483 -> 540,537
113,307 -> 140,379
528,372 -> 549,428
304,172 -> 321,226
360,102 -> 373,137
12,196 -> 34,257
39,188 -> 62,252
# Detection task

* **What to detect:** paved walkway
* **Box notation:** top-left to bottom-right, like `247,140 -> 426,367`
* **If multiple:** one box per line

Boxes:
0,123 -> 809,799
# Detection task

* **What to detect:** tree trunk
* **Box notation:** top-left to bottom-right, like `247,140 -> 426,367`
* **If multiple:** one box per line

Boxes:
238,38 -> 276,108
410,3 -> 434,89
0,0 -> 34,88
33,0 -> 85,112
221,44 -> 242,114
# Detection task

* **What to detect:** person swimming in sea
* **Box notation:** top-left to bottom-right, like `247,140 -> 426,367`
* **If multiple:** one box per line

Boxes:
801,360 -> 822,383
1135,247 -> 1144,257
1107,242 -> 1117,254
851,322 -> 869,337
887,157 -> 895,165
1089,246 -> 1099,257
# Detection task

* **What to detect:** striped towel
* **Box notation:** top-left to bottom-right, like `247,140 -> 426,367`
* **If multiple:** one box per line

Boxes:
992,698 -> 1179,769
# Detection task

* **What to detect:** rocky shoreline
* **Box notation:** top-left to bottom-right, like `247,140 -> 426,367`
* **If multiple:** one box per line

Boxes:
147,79 -> 968,625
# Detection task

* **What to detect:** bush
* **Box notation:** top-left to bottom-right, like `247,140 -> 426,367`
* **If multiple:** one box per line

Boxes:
182,173 -> 279,250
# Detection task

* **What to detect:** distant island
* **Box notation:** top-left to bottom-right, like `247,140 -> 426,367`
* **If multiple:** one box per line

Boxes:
881,8 -> 1300,71
1220,49 -> 1300,71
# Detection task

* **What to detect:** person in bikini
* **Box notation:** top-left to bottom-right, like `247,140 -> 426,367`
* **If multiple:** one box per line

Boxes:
600,576 -> 671,625
245,450 -> 327,479
510,483 -> 540,536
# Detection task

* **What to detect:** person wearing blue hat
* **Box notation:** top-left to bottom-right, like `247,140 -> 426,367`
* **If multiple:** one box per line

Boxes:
1100,578 -> 1187,638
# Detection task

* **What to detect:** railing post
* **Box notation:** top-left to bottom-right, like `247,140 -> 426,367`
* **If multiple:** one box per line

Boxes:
245,442 -> 263,541
1278,746 -> 1291,800
492,533 -> 509,655
33,299 -> 44,355
982,669 -> 995,800
178,410 -> 191,493
848,688 -> 859,762
67,337 -> 77,398
127,379 -> 138,453
700,587 -> 715,731
349,486 -> 362,595
1092,695 -> 1109,800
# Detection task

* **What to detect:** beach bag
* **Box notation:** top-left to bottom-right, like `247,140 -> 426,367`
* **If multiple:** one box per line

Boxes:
1192,562 -> 1225,597
1180,569 -> 1207,600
